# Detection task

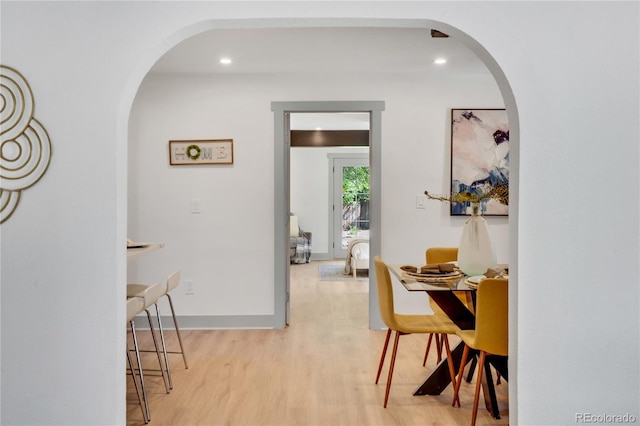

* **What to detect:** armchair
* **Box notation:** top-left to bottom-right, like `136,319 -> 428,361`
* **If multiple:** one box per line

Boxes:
290,214 -> 311,264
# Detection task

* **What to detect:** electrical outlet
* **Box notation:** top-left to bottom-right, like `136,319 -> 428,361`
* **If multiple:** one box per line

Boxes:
185,280 -> 194,295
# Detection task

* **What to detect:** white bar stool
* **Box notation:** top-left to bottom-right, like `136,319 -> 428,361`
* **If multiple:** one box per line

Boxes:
127,282 -> 172,393
126,296 -> 150,423
161,271 -> 189,369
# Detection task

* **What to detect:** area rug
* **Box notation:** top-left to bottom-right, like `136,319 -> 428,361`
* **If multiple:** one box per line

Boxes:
318,264 -> 368,281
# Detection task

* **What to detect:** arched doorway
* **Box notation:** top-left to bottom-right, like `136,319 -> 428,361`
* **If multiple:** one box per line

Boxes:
121,16 -> 518,354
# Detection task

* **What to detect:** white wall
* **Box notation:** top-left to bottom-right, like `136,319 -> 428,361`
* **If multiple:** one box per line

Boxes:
128,71 -> 506,320
1,2 -> 637,425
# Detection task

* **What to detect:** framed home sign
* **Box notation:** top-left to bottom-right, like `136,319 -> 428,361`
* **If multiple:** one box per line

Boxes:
450,109 -> 509,216
169,139 -> 234,165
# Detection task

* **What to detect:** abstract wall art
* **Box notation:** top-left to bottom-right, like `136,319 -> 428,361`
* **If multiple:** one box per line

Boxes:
450,109 -> 509,216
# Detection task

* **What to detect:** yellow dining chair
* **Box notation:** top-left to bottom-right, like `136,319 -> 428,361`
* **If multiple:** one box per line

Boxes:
374,256 -> 460,408
425,247 -> 458,265
423,247 -> 473,366
451,278 -> 508,426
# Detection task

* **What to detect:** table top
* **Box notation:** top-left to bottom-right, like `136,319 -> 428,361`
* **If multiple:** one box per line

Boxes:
388,264 -> 477,292
127,242 -> 165,260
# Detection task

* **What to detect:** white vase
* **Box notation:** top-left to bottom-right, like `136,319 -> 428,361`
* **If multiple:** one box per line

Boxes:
458,202 -> 496,276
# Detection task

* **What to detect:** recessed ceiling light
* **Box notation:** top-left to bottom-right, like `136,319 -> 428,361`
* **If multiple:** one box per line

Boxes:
434,58 -> 447,65
315,127 -> 322,131
220,58 -> 232,65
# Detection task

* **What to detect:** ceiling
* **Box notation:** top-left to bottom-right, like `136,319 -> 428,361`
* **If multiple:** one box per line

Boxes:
151,27 -> 489,75
149,27 -> 491,130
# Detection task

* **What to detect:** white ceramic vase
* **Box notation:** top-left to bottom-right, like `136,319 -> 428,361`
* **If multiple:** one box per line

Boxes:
458,202 -> 496,276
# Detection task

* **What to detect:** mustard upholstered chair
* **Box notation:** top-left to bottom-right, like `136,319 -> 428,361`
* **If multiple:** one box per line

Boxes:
425,247 -> 459,265
373,256 -> 460,408
451,278 -> 508,426
422,247 -> 471,366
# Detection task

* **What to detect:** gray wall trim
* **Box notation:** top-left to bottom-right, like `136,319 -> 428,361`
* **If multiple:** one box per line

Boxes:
368,107 -> 383,330
272,104 -> 289,328
133,315 -> 275,330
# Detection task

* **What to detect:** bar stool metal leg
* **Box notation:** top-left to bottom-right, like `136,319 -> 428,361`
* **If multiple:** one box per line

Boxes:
145,307 -> 172,393
128,319 -> 150,423
153,302 -> 173,390
165,292 -> 188,368
127,297 -> 150,423
164,271 -> 189,369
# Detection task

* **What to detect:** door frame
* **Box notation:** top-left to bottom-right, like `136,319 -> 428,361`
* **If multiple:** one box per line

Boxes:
272,100 -> 385,329
330,154 -> 370,259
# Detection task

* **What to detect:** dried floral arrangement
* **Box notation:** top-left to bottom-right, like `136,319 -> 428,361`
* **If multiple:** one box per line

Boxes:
424,184 -> 508,206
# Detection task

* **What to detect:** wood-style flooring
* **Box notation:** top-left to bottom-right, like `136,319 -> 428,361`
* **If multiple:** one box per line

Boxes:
126,260 -> 508,425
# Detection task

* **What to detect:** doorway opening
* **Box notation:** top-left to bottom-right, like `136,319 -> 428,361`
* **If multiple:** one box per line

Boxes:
289,112 -> 370,261
272,101 -> 385,328
331,155 -> 370,259
288,113 -> 371,329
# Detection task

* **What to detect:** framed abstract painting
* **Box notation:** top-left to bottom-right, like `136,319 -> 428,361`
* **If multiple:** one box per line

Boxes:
450,109 -> 509,216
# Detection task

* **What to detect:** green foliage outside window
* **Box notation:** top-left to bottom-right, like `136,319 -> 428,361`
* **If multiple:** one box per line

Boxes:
342,166 -> 370,205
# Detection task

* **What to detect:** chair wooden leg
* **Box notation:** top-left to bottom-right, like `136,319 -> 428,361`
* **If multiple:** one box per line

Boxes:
471,351 -> 487,426
435,334 -> 443,363
384,330 -> 401,408
442,335 -> 459,407
452,344 -> 470,407
423,333 -> 434,366
375,328 -> 392,384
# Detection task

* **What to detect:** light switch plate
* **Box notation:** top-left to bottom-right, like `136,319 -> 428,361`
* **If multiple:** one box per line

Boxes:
416,195 -> 427,209
191,199 -> 201,214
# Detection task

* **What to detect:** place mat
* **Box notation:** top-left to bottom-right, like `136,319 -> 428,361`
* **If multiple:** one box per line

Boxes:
401,263 -> 458,275
402,270 -> 463,283
465,278 -> 479,289
404,270 -> 461,278
465,274 -> 509,289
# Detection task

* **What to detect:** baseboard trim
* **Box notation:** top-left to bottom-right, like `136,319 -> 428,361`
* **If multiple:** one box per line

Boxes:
310,252 -> 331,260
132,314 -> 276,330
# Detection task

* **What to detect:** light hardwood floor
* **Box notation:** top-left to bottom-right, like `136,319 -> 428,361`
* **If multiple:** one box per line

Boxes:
127,260 -> 508,425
